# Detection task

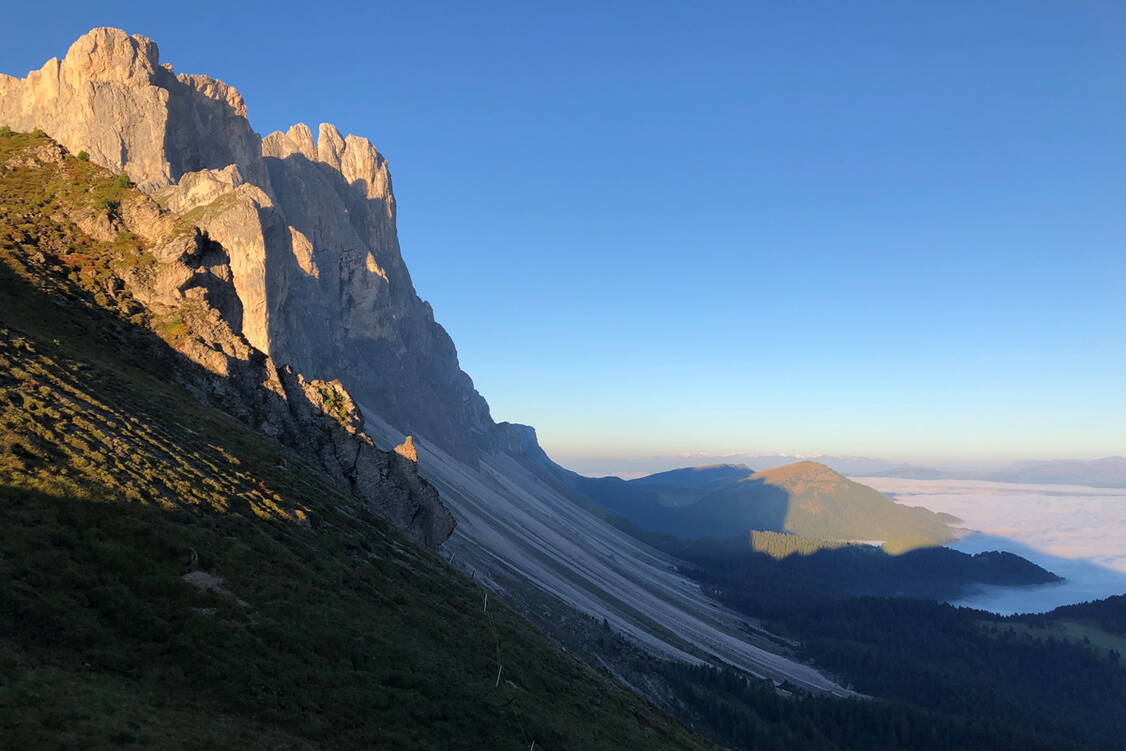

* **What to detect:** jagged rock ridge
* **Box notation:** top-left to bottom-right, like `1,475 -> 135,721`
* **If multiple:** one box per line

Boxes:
0,27 -> 496,463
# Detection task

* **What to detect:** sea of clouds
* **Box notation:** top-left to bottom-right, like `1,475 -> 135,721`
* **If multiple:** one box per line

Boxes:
856,477 -> 1126,614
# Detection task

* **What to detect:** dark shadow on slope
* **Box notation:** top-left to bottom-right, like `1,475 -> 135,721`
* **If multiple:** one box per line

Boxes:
0,230 -> 714,745
602,518 -> 1060,616
557,464 -> 955,544
556,470 -> 788,539
676,477 -> 792,538
0,474 -> 702,750
599,510 -> 1126,751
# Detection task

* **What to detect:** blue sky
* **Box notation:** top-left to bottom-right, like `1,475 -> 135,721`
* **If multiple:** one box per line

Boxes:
5,1 -> 1125,464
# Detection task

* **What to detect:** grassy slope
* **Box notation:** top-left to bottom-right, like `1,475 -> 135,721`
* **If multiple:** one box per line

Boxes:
0,131 -> 713,751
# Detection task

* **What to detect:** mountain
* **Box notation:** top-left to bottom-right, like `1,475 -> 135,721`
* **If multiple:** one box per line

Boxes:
857,457 -> 1126,488
0,27 -> 494,464
0,130 -> 712,749
0,25 -> 845,708
565,460 -> 959,545
1043,594 -> 1126,639
0,27 -> 825,687
630,463 -> 753,506
575,454 -> 1126,490
724,455 -> 907,476
866,464 -> 957,480
731,462 -> 958,542
3,28 -> 1120,751
561,453 -> 907,479
981,457 -> 1126,488
634,463 -> 754,489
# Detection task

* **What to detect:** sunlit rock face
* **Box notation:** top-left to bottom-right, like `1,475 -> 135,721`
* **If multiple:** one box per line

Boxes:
0,27 -> 495,462
0,28 -> 264,191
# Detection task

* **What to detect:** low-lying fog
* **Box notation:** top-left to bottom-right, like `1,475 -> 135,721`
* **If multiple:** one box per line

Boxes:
855,477 -> 1126,615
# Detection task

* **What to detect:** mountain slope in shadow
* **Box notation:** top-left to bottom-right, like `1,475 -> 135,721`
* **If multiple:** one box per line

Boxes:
561,460 -> 959,545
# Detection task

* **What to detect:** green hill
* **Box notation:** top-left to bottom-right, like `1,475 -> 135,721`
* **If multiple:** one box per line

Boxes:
0,129 -> 712,750
566,460 -> 959,546
724,461 -> 958,543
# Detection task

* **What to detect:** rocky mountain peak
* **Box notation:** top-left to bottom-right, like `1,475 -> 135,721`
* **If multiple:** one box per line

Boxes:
262,123 -> 316,160
62,27 -> 161,83
1,27 -> 509,465
395,436 -> 419,462
752,461 -> 847,494
177,73 -> 248,117
262,122 -> 392,202
0,26 -> 264,191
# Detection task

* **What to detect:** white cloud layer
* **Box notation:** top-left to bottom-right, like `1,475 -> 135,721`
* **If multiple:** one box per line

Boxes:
856,478 -> 1126,614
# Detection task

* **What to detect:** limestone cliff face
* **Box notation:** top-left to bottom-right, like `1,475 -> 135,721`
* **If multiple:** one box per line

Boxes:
0,27 -> 497,463
0,29 -> 266,191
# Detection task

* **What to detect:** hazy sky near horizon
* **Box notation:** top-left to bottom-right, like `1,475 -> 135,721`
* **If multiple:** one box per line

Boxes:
4,1 -> 1124,463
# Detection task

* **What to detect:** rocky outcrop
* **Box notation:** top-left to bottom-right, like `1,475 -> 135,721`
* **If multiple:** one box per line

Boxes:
0,28 -> 266,191
0,27 -> 500,464
394,436 -> 419,462
494,422 -> 555,469
153,165 -> 276,352
1,135 -> 453,548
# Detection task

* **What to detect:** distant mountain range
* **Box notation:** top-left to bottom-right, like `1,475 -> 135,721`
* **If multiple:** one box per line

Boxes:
557,460 -> 960,545
864,456 -> 1126,488
562,453 -> 1126,489
558,453 -> 907,478
976,456 -> 1126,488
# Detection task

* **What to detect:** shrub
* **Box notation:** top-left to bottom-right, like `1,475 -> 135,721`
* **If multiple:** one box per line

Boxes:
77,151 -> 90,161
30,128 -> 46,138
0,125 -> 12,137
96,198 -> 122,219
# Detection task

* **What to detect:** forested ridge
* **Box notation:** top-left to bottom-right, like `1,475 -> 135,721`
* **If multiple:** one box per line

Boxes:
1036,594 -> 1126,636
613,520 -> 1058,613
781,598 -> 1126,750
609,520 -> 1126,751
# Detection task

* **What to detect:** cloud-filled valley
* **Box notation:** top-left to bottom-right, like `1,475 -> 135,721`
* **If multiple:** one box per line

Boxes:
858,477 -> 1126,613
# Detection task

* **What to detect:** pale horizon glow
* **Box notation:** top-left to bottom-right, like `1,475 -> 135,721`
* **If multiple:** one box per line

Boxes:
546,448 -> 1124,481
